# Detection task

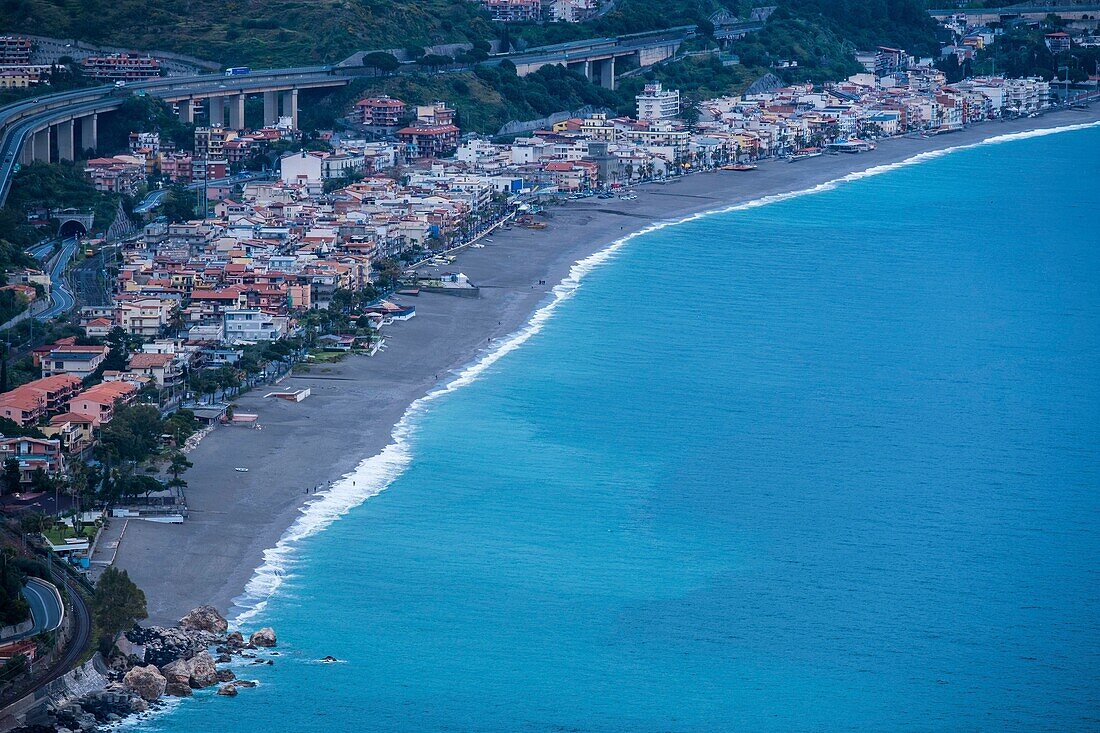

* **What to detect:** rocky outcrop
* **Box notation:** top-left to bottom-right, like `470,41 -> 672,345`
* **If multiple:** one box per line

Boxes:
178,605 -> 229,634
249,627 -> 277,647
159,651 -> 217,688
216,669 -> 236,682
164,681 -> 193,697
126,626 -> 220,667
226,630 -> 245,648
122,665 -> 166,701
216,683 -> 238,697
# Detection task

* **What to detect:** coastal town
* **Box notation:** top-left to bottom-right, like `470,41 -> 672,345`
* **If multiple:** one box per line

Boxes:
0,1 -> 1097,729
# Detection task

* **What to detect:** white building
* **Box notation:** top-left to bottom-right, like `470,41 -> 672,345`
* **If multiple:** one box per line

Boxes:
224,309 -> 288,343
636,82 -> 681,121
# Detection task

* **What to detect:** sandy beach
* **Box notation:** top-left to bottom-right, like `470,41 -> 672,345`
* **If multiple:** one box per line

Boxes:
113,107 -> 1100,625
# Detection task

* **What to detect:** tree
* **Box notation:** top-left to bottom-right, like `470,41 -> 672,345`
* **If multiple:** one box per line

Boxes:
2,458 -> 21,495
417,54 -> 453,69
361,52 -> 400,75
162,185 -> 197,223
92,567 -> 147,638
167,450 -> 192,482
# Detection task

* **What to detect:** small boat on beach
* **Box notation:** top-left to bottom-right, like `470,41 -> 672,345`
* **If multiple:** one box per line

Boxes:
789,148 -> 823,162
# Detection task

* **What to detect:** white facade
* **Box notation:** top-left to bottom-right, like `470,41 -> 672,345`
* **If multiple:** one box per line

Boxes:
224,309 -> 288,343
636,82 -> 681,121
280,152 -> 323,184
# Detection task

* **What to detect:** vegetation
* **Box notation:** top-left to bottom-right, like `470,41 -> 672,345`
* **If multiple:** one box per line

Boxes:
0,0 -> 497,67
734,0 -> 941,83
91,566 -> 146,638
98,96 -> 195,155
940,18 -> 1100,84
0,548 -> 31,627
0,162 -> 129,250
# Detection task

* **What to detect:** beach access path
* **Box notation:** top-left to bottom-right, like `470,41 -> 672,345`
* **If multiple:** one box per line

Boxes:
113,107 -> 1100,625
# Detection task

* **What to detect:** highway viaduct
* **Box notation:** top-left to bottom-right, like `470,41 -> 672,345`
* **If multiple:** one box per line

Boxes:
0,26 -> 699,205
500,26 -> 697,90
927,4 -> 1100,24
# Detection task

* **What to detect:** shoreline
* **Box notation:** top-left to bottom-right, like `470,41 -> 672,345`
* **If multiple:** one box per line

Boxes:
113,107 -> 1100,626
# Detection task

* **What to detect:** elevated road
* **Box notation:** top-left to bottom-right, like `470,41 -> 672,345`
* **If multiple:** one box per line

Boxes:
0,66 -> 357,206
0,28 -> 699,204
928,4 -> 1100,21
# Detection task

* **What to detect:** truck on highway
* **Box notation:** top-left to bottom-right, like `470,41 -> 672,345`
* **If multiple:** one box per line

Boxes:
224,67 -> 251,76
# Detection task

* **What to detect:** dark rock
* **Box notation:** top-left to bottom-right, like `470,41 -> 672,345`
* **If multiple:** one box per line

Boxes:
216,683 -> 238,697
215,669 -> 235,682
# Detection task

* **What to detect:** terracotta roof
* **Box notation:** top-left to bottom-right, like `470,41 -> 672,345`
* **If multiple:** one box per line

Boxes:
128,353 -> 174,369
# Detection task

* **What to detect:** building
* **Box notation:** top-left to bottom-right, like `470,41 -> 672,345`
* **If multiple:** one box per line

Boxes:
545,0 -> 598,22
397,124 -> 461,159
355,96 -> 407,127
41,345 -> 109,380
118,298 -> 177,337
194,125 -> 237,160
81,54 -> 162,81
84,156 -> 145,194
0,437 -> 64,483
224,309 -> 288,343
482,0 -> 541,22
0,36 -> 32,66
0,66 -> 49,89
127,353 -> 183,387
67,381 -> 139,426
1045,32 -> 1071,54
636,82 -> 681,121
416,102 -> 456,126
874,47 -> 909,78
160,152 -> 193,183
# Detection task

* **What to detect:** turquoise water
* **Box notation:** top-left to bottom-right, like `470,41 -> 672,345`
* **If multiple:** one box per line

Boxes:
138,126 -> 1100,732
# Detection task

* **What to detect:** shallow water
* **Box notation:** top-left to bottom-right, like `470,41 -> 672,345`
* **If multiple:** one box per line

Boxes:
134,126 -> 1100,732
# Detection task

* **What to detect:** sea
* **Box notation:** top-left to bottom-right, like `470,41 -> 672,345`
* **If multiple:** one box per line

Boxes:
130,123 -> 1100,732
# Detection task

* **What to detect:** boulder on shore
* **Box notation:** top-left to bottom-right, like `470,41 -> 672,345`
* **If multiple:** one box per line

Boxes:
226,631 -> 245,648
178,605 -> 229,634
164,681 -> 193,697
216,683 -> 238,697
160,651 -> 218,689
123,665 -> 166,701
216,669 -> 236,682
249,627 -> 277,647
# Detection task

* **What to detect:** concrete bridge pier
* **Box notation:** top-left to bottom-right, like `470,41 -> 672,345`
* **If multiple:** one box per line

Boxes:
591,57 -> 616,90
32,127 -> 50,163
209,96 -> 225,126
178,98 -> 194,124
80,113 -> 98,154
55,119 -> 74,162
281,89 -> 298,130
229,93 -> 246,130
263,91 -> 279,126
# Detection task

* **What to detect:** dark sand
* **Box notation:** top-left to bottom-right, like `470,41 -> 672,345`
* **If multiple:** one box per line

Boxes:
113,108 -> 1100,624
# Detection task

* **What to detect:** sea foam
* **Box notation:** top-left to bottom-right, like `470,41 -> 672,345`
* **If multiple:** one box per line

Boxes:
229,118 -> 1100,626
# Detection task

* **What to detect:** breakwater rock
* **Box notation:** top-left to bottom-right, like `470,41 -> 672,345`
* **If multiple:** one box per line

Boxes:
9,606 -> 277,733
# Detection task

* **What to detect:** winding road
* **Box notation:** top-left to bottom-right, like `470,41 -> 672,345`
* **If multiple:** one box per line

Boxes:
33,237 -> 78,321
13,578 -> 65,641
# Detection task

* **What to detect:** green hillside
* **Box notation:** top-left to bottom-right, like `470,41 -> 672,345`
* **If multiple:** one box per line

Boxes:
0,0 -> 497,66
0,0 -> 940,70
